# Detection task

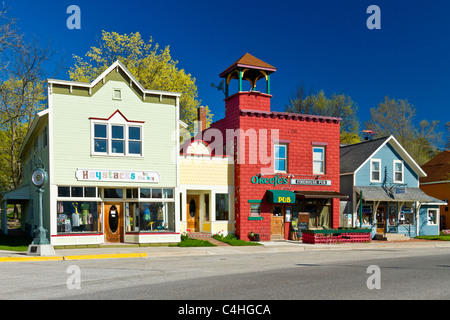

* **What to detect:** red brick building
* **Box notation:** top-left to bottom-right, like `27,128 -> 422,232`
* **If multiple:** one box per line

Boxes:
205,53 -> 346,241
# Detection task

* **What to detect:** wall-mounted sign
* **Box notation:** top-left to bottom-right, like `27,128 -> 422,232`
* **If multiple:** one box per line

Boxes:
291,179 -> 331,186
76,169 -> 160,183
251,175 -> 288,187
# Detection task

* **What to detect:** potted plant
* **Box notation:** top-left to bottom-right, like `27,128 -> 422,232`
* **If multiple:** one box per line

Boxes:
248,231 -> 255,241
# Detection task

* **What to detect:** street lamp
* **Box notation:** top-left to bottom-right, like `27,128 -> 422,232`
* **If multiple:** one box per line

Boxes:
27,164 -> 55,256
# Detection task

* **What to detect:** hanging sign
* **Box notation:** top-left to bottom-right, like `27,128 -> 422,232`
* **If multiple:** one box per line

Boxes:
76,169 -> 160,183
291,179 -> 331,186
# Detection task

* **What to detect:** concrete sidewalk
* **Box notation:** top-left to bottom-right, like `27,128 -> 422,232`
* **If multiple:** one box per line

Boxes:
1,239 -> 449,262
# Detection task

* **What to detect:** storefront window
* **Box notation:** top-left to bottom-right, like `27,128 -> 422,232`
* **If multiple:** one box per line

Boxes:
428,209 -> 438,225
137,202 -> 175,232
104,188 -> 123,198
216,193 -> 229,220
389,206 -> 397,225
399,205 -> 415,225
250,204 -> 261,217
203,194 -> 210,221
57,201 -> 100,234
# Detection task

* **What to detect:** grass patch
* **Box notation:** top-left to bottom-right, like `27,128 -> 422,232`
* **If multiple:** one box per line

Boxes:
0,234 -> 32,252
213,234 -> 262,246
416,235 -> 450,241
177,233 -> 216,247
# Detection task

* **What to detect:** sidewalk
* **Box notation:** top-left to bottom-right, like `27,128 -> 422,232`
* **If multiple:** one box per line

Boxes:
1,239 -> 450,262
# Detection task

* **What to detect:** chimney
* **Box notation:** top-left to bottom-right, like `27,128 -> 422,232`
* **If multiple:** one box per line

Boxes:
197,106 -> 207,133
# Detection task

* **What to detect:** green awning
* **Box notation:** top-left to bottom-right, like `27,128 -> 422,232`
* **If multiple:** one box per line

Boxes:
267,190 -> 296,204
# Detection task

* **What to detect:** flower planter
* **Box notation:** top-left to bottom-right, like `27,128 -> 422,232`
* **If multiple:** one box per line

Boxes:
302,229 -> 372,244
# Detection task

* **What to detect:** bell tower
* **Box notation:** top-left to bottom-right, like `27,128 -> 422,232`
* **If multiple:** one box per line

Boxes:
219,53 -> 276,116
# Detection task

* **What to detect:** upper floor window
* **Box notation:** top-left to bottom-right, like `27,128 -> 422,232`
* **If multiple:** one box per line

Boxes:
370,159 -> 381,183
274,144 -> 287,172
90,110 -> 144,157
313,146 -> 325,174
393,160 -> 404,183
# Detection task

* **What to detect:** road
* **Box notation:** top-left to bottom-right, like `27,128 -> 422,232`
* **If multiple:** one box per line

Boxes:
0,247 -> 449,303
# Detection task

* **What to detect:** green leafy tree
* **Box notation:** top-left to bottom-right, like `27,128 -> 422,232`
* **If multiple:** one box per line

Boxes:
286,84 -> 360,144
366,96 -> 442,165
69,31 -> 212,134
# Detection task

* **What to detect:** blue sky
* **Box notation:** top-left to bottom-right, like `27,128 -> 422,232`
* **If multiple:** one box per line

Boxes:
8,0 -> 450,143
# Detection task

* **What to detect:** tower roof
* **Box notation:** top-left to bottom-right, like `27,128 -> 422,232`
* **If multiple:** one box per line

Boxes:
219,53 -> 276,78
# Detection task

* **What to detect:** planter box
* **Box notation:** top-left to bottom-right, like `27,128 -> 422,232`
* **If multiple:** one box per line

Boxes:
302,229 -> 371,244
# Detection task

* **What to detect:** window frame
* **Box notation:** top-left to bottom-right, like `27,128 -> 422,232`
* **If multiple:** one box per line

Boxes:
427,208 -> 438,225
274,144 -> 288,173
91,120 -> 143,157
312,146 -> 326,175
370,159 -> 382,183
393,160 -> 404,183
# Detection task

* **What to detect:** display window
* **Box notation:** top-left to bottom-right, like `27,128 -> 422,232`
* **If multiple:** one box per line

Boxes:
57,201 -> 100,234
126,202 -> 175,232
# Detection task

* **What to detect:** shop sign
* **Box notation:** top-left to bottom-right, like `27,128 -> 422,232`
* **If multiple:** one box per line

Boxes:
251,175 -> 288,187
291,179 -> 331,186
76,169 -> 160,183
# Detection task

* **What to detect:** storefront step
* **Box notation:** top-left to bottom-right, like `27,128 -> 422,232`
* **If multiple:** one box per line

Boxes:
374,233 -> 410,241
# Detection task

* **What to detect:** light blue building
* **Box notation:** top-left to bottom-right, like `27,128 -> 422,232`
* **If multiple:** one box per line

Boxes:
340,135 -> 446,239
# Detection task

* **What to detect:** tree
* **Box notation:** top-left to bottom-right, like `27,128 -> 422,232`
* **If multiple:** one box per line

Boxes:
69,31 -> 212,134
286,84 -> 360,144
0,15 -> 55,193
366,96 -> 442,165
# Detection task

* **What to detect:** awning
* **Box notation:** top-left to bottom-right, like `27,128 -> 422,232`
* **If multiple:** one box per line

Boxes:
2,185 -> 31,202
267,190 -> 296,204
355,186 -> 447,204
294,190 -> 349,199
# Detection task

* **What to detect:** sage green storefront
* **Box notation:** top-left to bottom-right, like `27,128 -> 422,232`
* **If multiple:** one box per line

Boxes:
2,61 -> 182,246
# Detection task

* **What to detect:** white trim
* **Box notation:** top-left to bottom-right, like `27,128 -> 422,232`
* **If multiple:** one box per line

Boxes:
353,135 -> 427,179
369,158 -> 382,183
47,60 -> 181,98
312,145 -> 325,175
426,208 -> 439,226
393,159 -> 404,184
420,180 -> 450,185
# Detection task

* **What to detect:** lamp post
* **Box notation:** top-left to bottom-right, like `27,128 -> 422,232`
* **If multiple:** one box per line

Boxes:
27,165 -> 55,256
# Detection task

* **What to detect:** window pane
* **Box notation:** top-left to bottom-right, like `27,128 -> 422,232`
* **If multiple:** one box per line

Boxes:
140,188 -> 151,198
275,159 -> 286,171
57,201 -> 100,234
163,189 -> 174,199
94,124 -> 107,138
395,172 -> 402,181
313,161 -> 323,174
111,140 -> 124,153
58,186 -> 70,197
395,162 -> 402,172
128,141 -> 141,155
84,187 -> 97,198
152,189 -> 162,199
216,194 -> 229,220
111,125 -> 124,139
129,127 -> 141,140
275,145 -> 286,159
94,139 -> 107,153
71,187 -> 83,198
104,188 -> 123,198
139,202 -> 175,232
372,161 -> 379,171
372,171 -> 380,181
313,148 -> 323,161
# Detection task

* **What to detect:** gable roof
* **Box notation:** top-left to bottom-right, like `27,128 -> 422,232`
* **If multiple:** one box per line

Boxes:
47,60 -> 181,98
420,150 -> 450,183
340,136 -> 389,174
340,135 -> 427,178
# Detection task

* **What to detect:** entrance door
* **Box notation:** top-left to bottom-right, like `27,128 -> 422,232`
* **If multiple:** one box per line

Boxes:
376,205 -> 386,233
271,205 -> 284,240
104,202 -> 123,243
187,195 -> 199,232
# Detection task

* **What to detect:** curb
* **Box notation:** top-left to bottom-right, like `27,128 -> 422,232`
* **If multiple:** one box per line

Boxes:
0,252 -> 147,262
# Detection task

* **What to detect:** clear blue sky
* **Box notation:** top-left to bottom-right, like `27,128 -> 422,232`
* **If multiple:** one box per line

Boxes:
8,0 -> 450,144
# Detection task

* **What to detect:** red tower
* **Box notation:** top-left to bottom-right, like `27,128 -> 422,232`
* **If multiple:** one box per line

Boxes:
209,53 -> 346,241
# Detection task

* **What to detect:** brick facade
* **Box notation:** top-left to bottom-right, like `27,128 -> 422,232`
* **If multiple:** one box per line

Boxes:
209,91 -> 342,241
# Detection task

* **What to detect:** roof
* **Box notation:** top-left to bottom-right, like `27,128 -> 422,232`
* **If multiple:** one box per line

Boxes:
48,60 -> 182,98
340,135 -> 427,178
355,186 -> 447,204
340,136 -> 390,174
219,53 -> 276,77
420,150 -> 450,183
